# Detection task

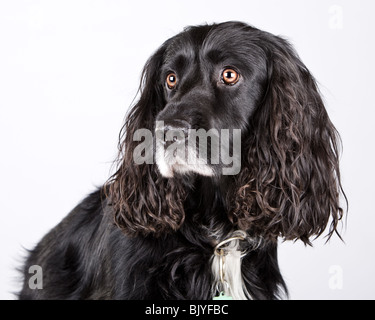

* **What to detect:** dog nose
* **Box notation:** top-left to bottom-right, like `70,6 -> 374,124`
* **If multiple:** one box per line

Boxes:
155,119 -> 190,147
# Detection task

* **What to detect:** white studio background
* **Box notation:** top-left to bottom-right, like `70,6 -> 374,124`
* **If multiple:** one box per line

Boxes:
0,0 -> 374,300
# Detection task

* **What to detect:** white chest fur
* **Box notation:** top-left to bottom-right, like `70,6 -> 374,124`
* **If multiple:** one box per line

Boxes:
211,230 -> 252,300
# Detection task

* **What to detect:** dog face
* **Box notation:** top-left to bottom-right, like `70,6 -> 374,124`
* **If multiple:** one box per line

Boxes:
108,21 -> 345,244
155,24 -> 268,178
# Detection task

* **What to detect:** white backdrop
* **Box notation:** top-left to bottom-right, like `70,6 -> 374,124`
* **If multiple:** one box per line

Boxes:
1,0 -> 374,300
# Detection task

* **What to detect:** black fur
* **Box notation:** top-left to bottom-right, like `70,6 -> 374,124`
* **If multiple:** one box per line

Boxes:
20,184 -> 284,300
19,21 -> 344,300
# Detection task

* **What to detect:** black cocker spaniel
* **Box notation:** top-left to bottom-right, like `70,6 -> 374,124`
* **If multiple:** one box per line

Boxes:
19,21 -> 345,300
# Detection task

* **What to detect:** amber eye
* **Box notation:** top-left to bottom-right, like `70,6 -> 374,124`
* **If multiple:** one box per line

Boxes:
166,73 -> 178,89
222,68 -> 240,85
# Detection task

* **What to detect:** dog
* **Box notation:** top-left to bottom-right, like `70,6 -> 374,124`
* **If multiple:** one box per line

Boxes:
19,21 -> 345,300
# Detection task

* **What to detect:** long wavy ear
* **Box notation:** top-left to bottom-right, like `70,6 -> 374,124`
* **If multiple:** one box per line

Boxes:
106,43 -> 187,237
229,35 -> 346,244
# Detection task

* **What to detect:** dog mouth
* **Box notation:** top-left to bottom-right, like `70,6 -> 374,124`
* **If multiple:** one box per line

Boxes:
154,120 -> 241,178
155,147 -> 215,178
155,129 -> 215,178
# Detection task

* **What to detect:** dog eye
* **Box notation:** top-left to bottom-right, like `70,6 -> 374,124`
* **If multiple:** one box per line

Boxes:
166,73 -> 178,89
222,68 -> 240,85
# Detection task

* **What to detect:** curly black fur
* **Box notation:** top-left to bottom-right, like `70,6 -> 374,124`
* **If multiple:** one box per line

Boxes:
19,21 -> 345,300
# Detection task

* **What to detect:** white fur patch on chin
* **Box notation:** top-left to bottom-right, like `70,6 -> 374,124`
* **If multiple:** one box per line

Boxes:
155,140 -> 214,178
155,141 -> 174,178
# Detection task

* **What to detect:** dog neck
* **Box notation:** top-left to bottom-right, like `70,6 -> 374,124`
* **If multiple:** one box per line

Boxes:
183,176 -> 260,300
211,230 -> 250,300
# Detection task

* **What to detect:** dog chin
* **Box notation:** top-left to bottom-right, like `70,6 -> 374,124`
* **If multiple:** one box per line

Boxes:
156,160 -> 215,178
155,138 -> 214,178
162,163 -> 214,178
156,150 -> 214,178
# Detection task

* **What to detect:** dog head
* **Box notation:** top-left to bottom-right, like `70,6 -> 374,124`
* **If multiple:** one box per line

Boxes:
107,21 -> 345,244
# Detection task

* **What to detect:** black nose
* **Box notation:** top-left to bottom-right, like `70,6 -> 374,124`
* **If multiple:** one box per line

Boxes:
156,119 -> 190,147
